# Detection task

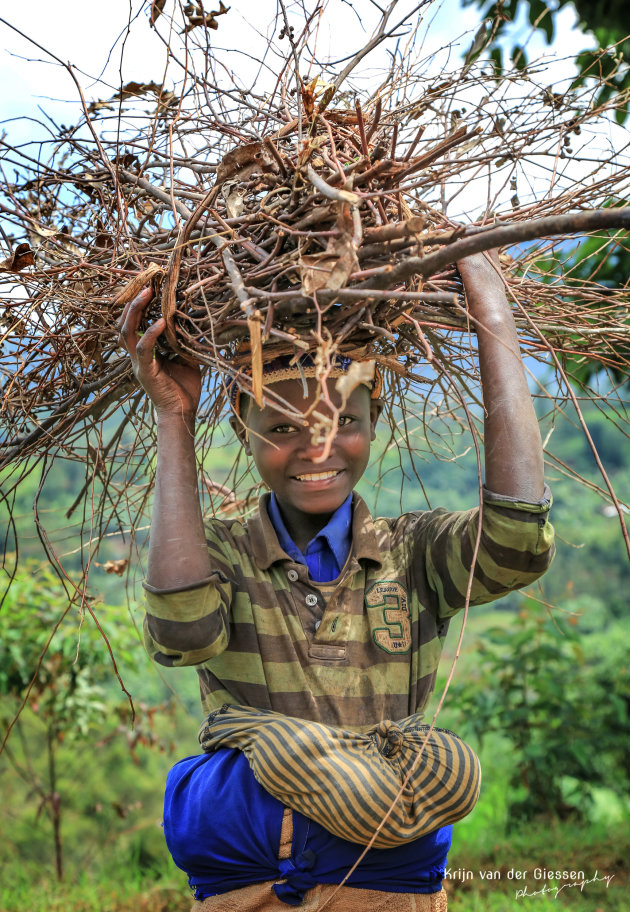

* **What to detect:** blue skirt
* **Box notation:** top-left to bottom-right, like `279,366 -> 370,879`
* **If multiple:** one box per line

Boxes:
164,748 -> 452,904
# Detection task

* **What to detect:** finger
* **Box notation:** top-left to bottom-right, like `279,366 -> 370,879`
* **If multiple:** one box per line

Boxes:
118,285 -> 154,332
118,287 -> 155,355
135,318 -> 166,371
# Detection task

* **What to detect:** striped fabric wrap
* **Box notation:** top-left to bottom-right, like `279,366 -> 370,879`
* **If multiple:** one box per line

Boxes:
198,704 -> 481,849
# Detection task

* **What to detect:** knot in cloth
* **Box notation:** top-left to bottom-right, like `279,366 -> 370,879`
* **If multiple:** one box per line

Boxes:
374,720 -> 405,758
273,850 -> 317,905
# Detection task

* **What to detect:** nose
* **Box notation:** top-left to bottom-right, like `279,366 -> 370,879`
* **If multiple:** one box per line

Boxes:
296,415 -> 335,462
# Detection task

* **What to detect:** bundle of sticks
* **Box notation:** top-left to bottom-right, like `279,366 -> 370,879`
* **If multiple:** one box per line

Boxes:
115,102 -> 630,413
141,106 -> 477,396
1,0 -> 630,577
1,44 -> 630,496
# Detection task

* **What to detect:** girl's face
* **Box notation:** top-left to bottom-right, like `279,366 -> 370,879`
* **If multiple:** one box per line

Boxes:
238,378 -> 381,544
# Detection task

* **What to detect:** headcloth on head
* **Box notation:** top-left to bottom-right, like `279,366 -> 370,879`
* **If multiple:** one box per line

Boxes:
228,352 -> 382,420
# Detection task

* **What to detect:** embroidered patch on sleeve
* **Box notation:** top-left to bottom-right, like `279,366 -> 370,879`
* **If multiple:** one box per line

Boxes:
366,580 -> 412,654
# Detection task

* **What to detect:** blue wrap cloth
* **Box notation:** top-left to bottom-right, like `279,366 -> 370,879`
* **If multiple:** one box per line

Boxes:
164,748 -> 451,904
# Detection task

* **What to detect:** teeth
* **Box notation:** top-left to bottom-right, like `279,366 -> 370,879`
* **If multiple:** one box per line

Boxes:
295,471 -> 340,481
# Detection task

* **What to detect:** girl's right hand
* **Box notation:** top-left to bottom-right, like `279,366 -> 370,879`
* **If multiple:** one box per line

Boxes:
118,286 -> 201,419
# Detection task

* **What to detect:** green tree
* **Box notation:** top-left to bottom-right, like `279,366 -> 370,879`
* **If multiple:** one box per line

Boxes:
449,603 -> 630,826
0,564 -> 171,880
561,232 -> 630,387
463,0 -> 630,122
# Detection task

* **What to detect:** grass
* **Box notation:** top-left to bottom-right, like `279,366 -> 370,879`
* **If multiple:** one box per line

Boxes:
446,783 -> 629,911
436,731 -> 630,911
0,862 -> 191,912
446,819 -> 628,911
2,814 -> 627,912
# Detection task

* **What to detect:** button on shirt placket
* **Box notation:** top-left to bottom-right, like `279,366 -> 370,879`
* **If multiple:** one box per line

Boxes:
285,566 -> 321,637
304,592 -> 322,633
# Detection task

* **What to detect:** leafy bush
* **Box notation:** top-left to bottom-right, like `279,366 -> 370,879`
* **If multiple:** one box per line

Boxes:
0,563 -> 178,880
449,603 -> 630,826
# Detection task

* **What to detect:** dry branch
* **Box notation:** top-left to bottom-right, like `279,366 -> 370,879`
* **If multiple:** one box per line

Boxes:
1,0 -> 629,572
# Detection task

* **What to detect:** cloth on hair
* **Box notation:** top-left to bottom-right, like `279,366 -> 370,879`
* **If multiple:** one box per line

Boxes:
227,352 -> 382,420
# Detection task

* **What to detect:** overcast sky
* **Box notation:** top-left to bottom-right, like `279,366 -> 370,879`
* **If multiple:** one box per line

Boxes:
0,0 -> 601,228
0,0 -> 587,136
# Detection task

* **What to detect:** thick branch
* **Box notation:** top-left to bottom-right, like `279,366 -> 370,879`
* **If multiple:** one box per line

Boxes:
355,209 -> 630,290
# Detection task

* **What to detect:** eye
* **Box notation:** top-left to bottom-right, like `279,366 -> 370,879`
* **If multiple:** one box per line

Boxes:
270,423 -> 299,434
338,415 -> 354,427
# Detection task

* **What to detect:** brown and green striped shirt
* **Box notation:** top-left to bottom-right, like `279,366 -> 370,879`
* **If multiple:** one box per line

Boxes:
143,488 -> 554,730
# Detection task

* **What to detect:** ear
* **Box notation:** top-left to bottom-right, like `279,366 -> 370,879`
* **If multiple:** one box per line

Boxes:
369,398 -> 383,440
229,414 -> 251,454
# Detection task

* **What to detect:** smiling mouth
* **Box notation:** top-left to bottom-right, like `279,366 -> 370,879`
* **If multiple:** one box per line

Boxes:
294,470 -> 342,482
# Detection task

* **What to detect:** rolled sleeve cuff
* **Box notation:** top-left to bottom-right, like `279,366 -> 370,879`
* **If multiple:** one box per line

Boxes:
143,577 -> 231,666
482,483 -> 552,514
142,574 -> 224,596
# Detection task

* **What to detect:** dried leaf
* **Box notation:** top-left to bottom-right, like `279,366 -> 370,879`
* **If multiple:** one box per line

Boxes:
87,99 -> 116,115
112,263 -> 165,308
301,76 -> 319,119
94,218 -> 113,249
150,0 -> 167,25
102,559 -> 128,576
114,80 -> 164,101
0,243 -> 35,273
299,206 -> 359,294
224,185 -> 244,219
119,152 -> 140,169
31,225 -> 59,239
335,360 -> 376,408
217,142 -> 275,184
182,1 -> 230,33
300,253 -> 343,295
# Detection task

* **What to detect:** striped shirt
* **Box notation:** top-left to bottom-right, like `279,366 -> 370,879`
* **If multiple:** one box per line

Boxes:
143,487 -> 554,730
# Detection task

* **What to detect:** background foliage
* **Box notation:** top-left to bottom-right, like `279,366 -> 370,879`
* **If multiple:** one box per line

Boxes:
1,0 -> 629,909
463,0 -> 630,122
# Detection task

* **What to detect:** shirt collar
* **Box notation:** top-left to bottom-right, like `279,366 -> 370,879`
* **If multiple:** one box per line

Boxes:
268,492 -> 353,570
249,492 -> 383,571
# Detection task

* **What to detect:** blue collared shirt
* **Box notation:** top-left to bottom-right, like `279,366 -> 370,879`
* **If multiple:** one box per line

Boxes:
267,492 -> 353,582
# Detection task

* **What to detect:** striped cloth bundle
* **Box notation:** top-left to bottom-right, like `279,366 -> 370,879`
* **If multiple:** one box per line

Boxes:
198,703 -> 481,849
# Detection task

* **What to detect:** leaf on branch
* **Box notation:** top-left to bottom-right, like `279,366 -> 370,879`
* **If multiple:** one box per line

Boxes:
464,20 -> 491,69
150,0 -> 167,25
115,80 -> 165,100
335,360 -> 376,408
216,141 -> 276,183
88,82 -> 177,117
300,204 -> 359,294
182,1 -> 230,33
94,219 -> 114,250
87,99 -> 116,115
300,252 -> 344,294
31,225 -> 59,239
224,184 -> 245,219
0,243 -> 35,273
100,559 -> 128,576
301,77 -> 319,119
300,237 -> 358,294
